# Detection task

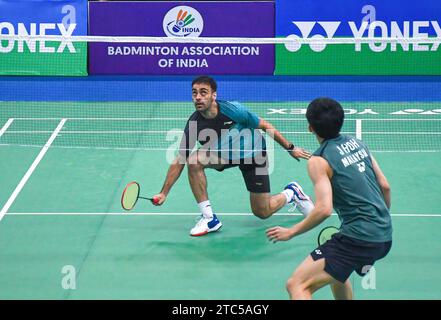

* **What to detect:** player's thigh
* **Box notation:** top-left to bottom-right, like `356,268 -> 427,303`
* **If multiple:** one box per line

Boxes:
188,150 -> 226,169
289,255 -> 336,292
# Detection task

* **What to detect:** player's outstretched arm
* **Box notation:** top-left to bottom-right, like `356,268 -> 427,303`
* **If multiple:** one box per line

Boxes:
266,156 -> 332,242
257,118 -> 311,161
371,155 -> 391,209
152,155 -> 186,206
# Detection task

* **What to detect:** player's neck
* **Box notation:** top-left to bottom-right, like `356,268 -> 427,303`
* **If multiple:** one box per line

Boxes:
200,101 -> 218,119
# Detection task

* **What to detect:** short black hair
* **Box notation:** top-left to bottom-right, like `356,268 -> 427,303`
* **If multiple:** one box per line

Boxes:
192,75 -> 217,92
306,97 -> 344,139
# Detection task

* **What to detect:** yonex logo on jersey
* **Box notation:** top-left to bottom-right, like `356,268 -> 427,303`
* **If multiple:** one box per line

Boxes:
315,249 -> 322,255
357,162 -> 366,173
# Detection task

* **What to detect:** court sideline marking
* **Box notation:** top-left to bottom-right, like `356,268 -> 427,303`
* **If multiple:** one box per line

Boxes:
0,118 -> 14,137
0,119 -> 67,220
4,212 -> 441,217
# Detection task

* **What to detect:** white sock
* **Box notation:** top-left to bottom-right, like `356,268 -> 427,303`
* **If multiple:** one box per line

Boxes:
198,200 -> 214,218
282,189 -> 294,204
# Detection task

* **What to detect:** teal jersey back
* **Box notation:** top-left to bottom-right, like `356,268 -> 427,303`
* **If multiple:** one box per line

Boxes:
313,135 -> 392,242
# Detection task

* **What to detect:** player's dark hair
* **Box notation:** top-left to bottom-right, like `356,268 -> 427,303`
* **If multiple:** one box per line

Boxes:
306,97 -> 344,139
192,75 -> 217,92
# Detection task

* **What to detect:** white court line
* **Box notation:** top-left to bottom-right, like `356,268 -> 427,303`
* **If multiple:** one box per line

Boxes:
356,119 -> 362,140
10,117 -> 441,121
4,212 -> 441,217
0,119 -> 67,221
13,117 -> 189,121
0,143 -> 440,153
0,118 -> 14,137
3,131 -> 441,135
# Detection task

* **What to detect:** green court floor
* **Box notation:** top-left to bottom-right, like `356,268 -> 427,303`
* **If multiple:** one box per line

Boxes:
1,101 -> 440,299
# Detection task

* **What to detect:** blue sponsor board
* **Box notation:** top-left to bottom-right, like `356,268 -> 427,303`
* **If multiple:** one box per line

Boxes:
0,0 -> 87,75
275,0 -> 441,75
277,0 -> 441,37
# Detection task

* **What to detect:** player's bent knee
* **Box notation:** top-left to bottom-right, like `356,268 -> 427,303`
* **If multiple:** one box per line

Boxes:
251,207 -> 271,219
286,274 -> 304,292
286,277 -> 310,299
286,277 -> 296,293
187,160 -> 204,171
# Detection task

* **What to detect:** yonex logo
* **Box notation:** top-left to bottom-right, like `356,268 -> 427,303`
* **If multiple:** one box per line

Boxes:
285,21 -> 341,52
315,249 -> 322,255
357,162 -> 366,173
163,6 -> 203,37
0,23 -> 77,53
285,20 -> 441,53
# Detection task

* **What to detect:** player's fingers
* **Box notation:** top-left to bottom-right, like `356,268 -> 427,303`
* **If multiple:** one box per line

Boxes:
266,228 -> 282,242
299,150 -> 312,159
267,234 -> 278,243
266,226 -> 280,235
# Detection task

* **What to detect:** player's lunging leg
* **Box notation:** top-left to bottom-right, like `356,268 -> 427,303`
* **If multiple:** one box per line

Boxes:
187,152 -> 222,236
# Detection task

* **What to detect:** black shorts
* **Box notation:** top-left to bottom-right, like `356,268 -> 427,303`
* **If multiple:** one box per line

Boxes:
310,232 -> 392,283
215,156 -> 270,193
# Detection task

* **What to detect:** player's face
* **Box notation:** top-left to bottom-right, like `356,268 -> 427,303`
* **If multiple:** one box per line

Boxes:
192,83 -> 216,112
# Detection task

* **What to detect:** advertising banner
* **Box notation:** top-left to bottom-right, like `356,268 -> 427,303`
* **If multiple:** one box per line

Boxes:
0,0 -> 88,76
276,0 -> 441,75
89,1 -> 274,75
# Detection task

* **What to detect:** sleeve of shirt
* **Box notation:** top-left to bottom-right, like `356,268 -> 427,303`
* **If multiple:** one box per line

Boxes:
222,101 -> 260,129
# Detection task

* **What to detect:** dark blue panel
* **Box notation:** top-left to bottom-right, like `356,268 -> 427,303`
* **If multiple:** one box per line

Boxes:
0,76 -> 440,102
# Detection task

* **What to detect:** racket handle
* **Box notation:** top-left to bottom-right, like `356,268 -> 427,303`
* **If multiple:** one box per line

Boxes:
152,197 -> 160,205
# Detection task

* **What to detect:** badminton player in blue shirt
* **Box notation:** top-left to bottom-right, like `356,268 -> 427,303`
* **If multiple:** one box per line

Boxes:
153,76 -> 313,236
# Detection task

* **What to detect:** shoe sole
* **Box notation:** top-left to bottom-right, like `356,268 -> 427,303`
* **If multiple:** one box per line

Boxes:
190,222 -> 223,237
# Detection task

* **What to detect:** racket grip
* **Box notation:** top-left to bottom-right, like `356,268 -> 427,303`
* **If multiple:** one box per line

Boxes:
152,197 -> 160,205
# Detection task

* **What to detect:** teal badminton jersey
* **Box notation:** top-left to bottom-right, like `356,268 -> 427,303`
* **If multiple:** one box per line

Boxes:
179,100 -> 266,160
313,135 -> 392,242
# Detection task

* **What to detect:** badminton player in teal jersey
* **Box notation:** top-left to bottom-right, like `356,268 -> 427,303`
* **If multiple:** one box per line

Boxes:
152,76 -> 314,236
266,97 -> 392,300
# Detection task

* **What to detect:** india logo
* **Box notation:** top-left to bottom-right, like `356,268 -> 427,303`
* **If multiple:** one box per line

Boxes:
163,6 -> 204,37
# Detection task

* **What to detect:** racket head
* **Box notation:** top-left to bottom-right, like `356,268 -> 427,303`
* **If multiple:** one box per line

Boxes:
121,181 -> 141,211
317,226 -> 339,246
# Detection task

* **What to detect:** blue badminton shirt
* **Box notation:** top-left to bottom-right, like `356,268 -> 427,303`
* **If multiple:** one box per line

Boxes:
179,100 -> 266,160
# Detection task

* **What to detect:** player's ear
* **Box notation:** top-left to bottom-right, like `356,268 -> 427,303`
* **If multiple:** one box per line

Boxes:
212,90 -> 217,99
308,124 -> 314,133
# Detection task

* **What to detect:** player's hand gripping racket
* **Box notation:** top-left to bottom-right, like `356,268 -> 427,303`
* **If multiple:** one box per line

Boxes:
121,181 -> 159,210
317,226 -> 339,246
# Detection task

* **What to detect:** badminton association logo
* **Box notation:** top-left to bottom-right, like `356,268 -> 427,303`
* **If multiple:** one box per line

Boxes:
163,6 -> 204,37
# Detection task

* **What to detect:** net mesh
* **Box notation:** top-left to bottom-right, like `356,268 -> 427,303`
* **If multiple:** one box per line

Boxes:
1,36 -> 441,154
1,101 -> 440,153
